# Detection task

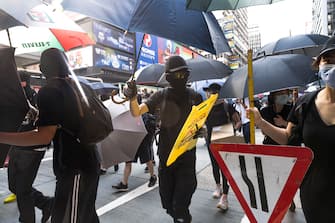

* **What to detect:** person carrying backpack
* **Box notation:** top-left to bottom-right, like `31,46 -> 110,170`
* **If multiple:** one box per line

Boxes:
0,48 -> 102,223
123,56 -> 203,223
248,36 -> 335,223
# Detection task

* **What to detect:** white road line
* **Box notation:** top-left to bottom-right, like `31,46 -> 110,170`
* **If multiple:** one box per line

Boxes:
97,182 -> 159,216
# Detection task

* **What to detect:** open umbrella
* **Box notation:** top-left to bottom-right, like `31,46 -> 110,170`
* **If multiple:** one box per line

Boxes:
254,34 -> 330,59
219,54 -> 318,98
0,4 -> 95,55
0,47 -> 29,166
60,0 -> 231,55
97,98 -> 147,169
134,57 -> 232,86
186,0 -> 284,11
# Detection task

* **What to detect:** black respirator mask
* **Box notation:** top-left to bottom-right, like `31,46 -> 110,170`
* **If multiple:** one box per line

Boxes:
165,70 -> 189,90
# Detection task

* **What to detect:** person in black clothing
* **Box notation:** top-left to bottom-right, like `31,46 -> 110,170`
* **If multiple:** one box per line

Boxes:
7,70 -> 53,223
248,36 -> 335,223
123,55 -> 203,223
0,48 -> 100,223
260,89 -> 292,145
203,83 -> 230,211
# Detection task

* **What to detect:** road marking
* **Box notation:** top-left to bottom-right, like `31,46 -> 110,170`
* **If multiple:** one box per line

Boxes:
97,182 -> 159,216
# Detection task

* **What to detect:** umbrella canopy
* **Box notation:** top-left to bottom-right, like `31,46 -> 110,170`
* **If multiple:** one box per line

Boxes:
60,0 -> 231,54
135,57 -> 232,86
254,34 -> 330,59
0,4 -> 95,54
0,47 -> 29,166
89,82 -> 119,95
186,0 -> 284,11
0,0 -> 42,29
220,54 -> 318,99
97,98 -> 147,168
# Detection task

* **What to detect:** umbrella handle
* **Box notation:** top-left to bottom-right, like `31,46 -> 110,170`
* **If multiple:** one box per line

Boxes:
111,90 -> 129,104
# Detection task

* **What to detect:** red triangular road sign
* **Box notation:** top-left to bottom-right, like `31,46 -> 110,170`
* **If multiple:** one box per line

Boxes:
210,143 -> 313,223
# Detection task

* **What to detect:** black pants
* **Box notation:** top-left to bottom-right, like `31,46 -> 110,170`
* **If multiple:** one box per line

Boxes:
206,127 -> 229,194
52,170 -> 100,223
8,148 -> 52,223
159,152 -> 196,223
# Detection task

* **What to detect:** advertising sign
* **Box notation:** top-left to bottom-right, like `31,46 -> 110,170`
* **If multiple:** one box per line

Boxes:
66,46 -> 93,69
136,33 -> 158,69
93,46 -> 135,74
92,21 -> 135,54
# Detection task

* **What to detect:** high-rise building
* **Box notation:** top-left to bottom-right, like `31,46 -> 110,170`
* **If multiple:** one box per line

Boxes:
248,24 -> 262,53
213,9 -> 249,69
312,0 -> 331,35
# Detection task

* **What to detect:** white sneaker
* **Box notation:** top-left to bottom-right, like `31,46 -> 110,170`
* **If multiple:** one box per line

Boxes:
212,186 -> 222,199
217,194 -> 228,211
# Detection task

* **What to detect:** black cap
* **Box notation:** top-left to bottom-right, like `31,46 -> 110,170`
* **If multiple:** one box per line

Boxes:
318,35 -> 335,58
40,48 -> 69,78
164,55 -> 189,74
203,83 -> 221,92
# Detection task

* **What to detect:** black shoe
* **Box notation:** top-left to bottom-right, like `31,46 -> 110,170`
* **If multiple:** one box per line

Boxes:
100,169 -> 107,175
114,165 -> 119,172
144,166 -> 149,173
148,175 -> 157,187
289,201 -> 296,212
41,205 -> 52,223
112,182 -> 128,192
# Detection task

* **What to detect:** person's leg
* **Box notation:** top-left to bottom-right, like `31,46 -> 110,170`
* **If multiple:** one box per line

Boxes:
159,165 -> 175,218
217,171 -> 230,211
122,162 -> 132,185
10,149 -> 45,222
146,160 -> 157,187
242,122 -> 250,143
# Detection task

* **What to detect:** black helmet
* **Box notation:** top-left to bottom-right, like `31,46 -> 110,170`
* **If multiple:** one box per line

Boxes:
203,83 -> 221,92
40,48 -> 69,78
164,55 -> 190,74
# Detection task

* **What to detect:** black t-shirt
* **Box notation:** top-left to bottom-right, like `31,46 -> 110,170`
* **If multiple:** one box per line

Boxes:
145,88 -> 202,166
260,104 -> 292,145
36,79 -> 99,176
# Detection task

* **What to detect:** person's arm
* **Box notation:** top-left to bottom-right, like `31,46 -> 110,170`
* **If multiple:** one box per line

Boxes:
0,125 -> 57,147
248,107 -> 292,145
129,97 -> 149,117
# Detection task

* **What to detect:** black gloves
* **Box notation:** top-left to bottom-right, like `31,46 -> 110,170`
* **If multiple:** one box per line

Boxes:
123,80 -> 137,100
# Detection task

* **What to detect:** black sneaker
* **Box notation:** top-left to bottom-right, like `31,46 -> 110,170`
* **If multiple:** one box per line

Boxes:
148,175 -> 157,187
112,182 -> 128,192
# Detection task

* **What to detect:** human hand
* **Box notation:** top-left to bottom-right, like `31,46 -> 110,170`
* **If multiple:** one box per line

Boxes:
246,107 -> 263,127
274,115 -> 287,127
123,80 -> 137,100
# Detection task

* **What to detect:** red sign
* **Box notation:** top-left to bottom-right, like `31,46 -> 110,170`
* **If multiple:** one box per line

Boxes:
210,143 -> 313,223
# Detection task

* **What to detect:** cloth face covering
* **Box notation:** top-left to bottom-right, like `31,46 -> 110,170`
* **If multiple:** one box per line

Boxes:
319,64 -> 335,89
274,94 -> 289,105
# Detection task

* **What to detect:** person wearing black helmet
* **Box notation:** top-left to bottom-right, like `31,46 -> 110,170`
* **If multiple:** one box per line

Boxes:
124,55 -> 203,223
0,48 -> 100,223
248,36 -> 335,222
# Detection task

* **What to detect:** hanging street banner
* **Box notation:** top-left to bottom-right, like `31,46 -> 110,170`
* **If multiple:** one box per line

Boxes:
210,143 -> 313,223
166,93 -> 218,166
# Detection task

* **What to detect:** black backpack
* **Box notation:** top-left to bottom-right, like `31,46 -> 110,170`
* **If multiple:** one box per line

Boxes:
61,78 -> 113,145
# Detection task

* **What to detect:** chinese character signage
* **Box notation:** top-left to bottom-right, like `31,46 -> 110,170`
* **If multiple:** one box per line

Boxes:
93,46 -> 135,73
92,21 -> 135,54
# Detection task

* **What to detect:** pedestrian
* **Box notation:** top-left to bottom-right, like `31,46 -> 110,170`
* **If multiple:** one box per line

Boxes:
260,88 -> 296,212
0,48 -> 100,223
234,98 -> 250,143
113,96 -> 157,191
247,36 -> 335,223
203,83 -> 230,211
123,55 -> 203,223
6,70 -> 53,223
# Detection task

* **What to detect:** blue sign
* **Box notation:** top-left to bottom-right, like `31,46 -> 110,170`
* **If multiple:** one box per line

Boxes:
93,21 -> 135,54
136,33 -> 158,69
93,46 -> 135,74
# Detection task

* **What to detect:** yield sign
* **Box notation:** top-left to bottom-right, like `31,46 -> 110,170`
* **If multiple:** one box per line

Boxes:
210,143 -> 313,223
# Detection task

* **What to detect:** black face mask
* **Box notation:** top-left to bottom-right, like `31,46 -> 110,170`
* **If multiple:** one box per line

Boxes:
165,71 -> 189,91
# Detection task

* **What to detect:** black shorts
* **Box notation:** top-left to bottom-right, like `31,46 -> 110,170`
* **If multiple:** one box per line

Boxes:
128,133 -> 154,164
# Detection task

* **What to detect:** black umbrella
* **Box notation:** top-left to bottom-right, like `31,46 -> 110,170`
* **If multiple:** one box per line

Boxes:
135,57 -> 232,86
0,47 -> 29,166
220,54 -> 318,99
254,34 -> 330,59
